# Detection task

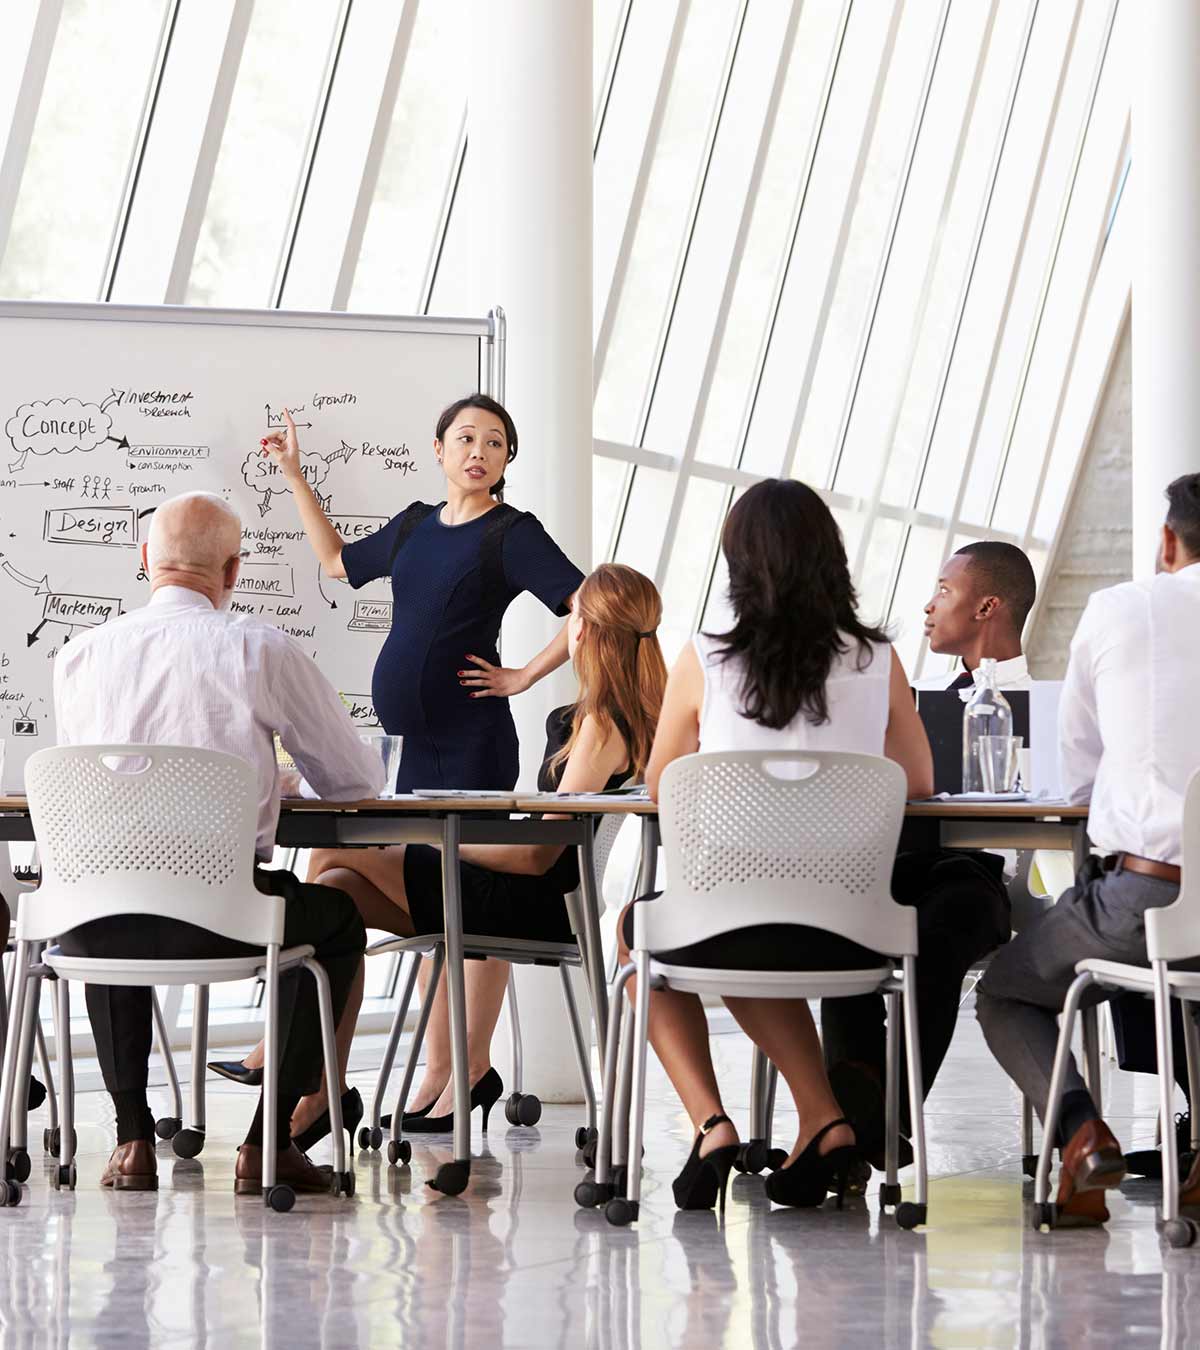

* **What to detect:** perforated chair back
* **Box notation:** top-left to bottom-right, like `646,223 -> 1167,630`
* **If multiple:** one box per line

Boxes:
639,750 -> 914,958
20,745 -> 279,946
1145,768 -> 1200,963
593,808 -> 627,894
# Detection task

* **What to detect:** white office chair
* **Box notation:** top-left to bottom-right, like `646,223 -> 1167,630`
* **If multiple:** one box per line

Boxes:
0,745 -> 351,1212
577,750 -> 928,1229
360,808 -> 629,1165
1034,768 -> 1200,1246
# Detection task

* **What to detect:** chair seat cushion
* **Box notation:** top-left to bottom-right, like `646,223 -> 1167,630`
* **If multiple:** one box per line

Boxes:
651,960 -> 895,1001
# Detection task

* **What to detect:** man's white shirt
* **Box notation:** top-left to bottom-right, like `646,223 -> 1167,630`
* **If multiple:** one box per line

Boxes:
54,586 -> 385,859
915,652 -> 1032,698
1059,563 -> 1200,865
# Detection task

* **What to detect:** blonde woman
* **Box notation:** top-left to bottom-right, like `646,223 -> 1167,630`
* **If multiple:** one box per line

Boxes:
305,564 -> 668,1141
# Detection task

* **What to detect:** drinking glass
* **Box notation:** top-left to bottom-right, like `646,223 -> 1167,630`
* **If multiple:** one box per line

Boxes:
979,735 -> 1021,794
359,732 -> 403,798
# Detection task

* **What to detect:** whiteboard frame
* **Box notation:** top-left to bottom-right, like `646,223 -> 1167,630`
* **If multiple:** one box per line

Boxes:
0,296 -> 507,1055
0,298 -> 507,399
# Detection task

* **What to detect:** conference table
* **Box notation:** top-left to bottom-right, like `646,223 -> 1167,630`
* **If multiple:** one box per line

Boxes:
0,792 -> 1088,1195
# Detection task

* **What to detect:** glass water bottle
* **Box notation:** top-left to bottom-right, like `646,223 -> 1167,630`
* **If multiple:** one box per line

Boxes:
961,658 -> 1013,793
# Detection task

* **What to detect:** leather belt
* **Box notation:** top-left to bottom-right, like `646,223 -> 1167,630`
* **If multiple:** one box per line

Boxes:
1108,852 -> 1182,885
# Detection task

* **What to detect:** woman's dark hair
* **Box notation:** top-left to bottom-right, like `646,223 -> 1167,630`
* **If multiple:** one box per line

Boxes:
435,394 -> 518,501
710,479 -> 889,730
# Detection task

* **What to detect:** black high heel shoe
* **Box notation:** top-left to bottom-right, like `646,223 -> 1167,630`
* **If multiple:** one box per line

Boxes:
379,1099 -> 434,1131
402,1068 -> 504,1134
673,1113 -> 740,1216
208,1060 -> 263,1087
27,1076 -> 46,1112
764,1117 -> 860,1209
291,1087 -> 364,1157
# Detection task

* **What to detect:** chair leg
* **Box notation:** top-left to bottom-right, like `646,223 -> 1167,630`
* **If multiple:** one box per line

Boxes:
763,1060 -> 778,1157
619,951 -> 653,1218
506,967 -> 524,1096
900,956 -> 928,1219
1022,1095 -> 1037,1177
592,962 -> 634,1192
302,956 -> 347,1183
1154,963 -> 1182,1227
261,947 -> 281,1203
384,951 -> 403,1002
883,988 -> 901,1206
1081,1004 -> 1103,1116
190,986 -> 209,1135
0,942 -> 33,1174
150,988 -> 183,1128
611,1001 -> 636,1173
748,1045 -> 768,1142
1034,970 -> 1096,1215
371,953 -> 418,1133
389,946 -> 445,1159
35,1014 -> 58,1136
560,963 -> 597,1132
9,966 -> 40,1155
1184,1003 -> 1200,1153
55,976 -> 74,1183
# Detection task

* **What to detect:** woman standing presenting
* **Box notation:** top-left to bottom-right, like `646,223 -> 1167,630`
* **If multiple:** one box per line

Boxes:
212,394 -> 584,1142
267,394 -> 583,790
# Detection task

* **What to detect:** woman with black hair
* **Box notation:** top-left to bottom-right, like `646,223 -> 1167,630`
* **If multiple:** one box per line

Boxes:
621,479 -> 933,1214
213,394 -> 583,1144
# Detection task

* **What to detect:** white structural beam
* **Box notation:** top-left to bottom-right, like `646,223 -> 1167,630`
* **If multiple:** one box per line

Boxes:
469,0 -> 592,1102
1132,0 -> 1200,575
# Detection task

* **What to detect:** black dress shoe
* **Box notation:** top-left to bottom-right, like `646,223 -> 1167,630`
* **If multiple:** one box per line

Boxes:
208,1060 -> 263,1087
27,1076 -> 46,1112
291,1088 -> 364,1157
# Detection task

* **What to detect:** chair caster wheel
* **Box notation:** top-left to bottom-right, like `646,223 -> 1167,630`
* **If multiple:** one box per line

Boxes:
1163,1218 -> 1198,1249
605,1197 -> 638,1226
6,1149 -> 30,1184
172,1128 -> 205,1159
505,1093 -> 542,1127
44,1127 -> 77,1158
265,1184 -> 295,1213
574,1176 -> 611,1208
879,1182 -> 902,1209
1032,1202 -> 1056,1231
845,1157 -> 872,1197
428,1161 -> 470,1196
386,1139 -> 411,1167
895,1202 -> 925,1230
735,1140 -> 769,1175
581,1139 -> 597,1170
1,1179 -> 20,1207
50,1163 -> 76,1192
357,1126 -> 372,1152
155,1116 -> 181,1141
575,1126 -> 597,1150
1022,1154 -> 1039,1179
333,1170 -> 355,1198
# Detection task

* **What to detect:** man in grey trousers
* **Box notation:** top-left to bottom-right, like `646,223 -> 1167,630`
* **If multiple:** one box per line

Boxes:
976,472 -> 1200,1226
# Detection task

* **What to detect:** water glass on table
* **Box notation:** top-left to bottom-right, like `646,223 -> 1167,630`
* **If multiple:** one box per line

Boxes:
979,734 -> 1022,794
359,732 -> 403,798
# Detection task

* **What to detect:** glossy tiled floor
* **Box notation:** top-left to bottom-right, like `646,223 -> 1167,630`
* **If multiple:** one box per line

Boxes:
3,1010 -> 1199,1348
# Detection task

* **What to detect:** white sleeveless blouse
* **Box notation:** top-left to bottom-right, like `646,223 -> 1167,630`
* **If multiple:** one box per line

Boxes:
694,632 -> 891,756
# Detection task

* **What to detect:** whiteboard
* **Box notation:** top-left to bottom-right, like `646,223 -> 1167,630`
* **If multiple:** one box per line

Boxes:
0,300 -> 501,790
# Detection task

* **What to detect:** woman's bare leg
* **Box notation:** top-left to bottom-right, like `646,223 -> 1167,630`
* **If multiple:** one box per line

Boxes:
617,906 -> 737,1157
416,957 -> 511,1116
721,997 -> 854,1164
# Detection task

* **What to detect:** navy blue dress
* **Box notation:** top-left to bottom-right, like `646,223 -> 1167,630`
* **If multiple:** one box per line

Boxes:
342,502 -> 584,791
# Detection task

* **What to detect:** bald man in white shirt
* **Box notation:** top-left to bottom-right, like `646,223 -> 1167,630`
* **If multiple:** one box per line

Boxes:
977,473 -> 1200,1226
54,492 -> 384,1196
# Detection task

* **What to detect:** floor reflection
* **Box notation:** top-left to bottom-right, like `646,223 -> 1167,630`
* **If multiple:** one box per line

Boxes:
0,1020 -> 1194,1348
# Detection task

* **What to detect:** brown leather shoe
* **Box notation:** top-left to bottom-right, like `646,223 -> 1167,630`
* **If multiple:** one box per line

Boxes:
1056,1119 -> 1126,1227
234,1143 -> 334,1196
100,1140 -> 158,1192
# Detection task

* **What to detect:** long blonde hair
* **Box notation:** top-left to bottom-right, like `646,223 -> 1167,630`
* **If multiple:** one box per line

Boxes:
549,564 -> 667,781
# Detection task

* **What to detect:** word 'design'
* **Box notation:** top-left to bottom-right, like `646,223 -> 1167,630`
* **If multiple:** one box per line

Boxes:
43,506 -> 137,547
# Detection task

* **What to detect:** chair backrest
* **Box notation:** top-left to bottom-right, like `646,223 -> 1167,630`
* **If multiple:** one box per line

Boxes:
640,750 -> 915,958
593,806 -> 630,893
20,744 -> 281,947
1146,768 -> 1200,963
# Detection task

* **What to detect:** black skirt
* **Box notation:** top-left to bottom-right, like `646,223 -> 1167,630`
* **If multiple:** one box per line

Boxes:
403,844 -> 575,944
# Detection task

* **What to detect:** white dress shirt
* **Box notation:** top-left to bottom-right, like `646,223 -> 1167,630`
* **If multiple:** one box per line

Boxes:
916,652 -> 1031,698
53,586 -> 385,859
1059,563 -> 1200,865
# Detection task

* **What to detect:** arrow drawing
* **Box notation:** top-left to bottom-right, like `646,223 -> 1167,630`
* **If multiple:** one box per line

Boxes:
100,389 -> 124,413
27,618 -> 49,647
316,564 -> 337,610
3,562 -> 51,595
106,434 -> 130,450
